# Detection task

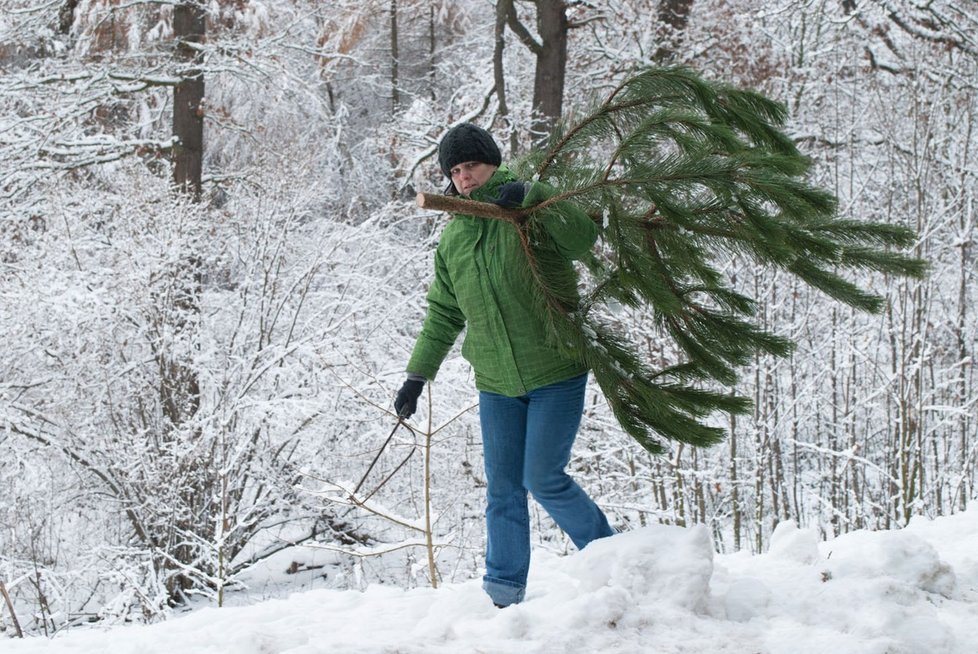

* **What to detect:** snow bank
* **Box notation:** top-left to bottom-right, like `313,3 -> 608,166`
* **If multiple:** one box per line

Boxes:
6,508 -> 978,653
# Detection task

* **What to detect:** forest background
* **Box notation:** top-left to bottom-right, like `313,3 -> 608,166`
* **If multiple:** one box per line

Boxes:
0,0 -> 975,637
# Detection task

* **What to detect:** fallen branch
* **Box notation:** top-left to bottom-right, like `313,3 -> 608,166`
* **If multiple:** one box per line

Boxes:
0,579 -> 24,638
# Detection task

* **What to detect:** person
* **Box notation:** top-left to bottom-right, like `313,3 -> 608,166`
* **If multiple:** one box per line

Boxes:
394,123 -> 615,608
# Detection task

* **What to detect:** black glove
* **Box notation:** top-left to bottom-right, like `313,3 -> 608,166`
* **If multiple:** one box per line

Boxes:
394,378 -> 425,418
489,181 -> 527,209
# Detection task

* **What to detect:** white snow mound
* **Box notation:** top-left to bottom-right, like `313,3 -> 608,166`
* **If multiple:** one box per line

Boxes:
5,509 -> 978,654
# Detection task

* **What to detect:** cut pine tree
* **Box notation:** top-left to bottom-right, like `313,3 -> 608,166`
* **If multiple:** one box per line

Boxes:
418,66 -> 926,454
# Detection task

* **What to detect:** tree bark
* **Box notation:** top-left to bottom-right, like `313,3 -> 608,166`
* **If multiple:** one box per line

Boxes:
167,2 -> 206,603
498,0 -> 569,146
729,407 -> 741,551
58,0 -> 80,35
655,0 -> 694,62
168,2 -> 204,427
0,580 -> 23,638
417,192 -> 523,222
530,0 -> 568,146
494,0 -> 519,155
173,3 -> 205,200
391,0 -> 400,112
427,4 -> 436,100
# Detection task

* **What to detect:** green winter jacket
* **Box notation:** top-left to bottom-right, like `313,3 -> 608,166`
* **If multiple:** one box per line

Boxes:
406,166 -> 598,397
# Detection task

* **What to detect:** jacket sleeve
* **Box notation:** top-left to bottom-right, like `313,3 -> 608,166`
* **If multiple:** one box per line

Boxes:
523,181 -> 598,260
406,248 -> 466,380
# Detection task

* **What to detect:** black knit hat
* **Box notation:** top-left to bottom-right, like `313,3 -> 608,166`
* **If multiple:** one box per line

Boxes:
437,123 -> 502,177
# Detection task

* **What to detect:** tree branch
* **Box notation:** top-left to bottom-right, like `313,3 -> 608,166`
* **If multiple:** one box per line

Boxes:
416,192 -> 527,223
880,1 -> 978,58
0,580 -> 23,639
505,3 -> 543,54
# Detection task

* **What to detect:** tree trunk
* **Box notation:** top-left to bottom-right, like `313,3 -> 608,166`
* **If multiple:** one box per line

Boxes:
427,4 -> 436,100
58,0 -> 80,35
494,0 -> 519,155
0,580 -> 23,638
729,405 -> 741,551
531,0 -> 568,146
168,1 -> 204,427
672,445 -> 687,527
954,104 -> 974,511
391,0 -> 400,113
829,306 -> 841,535
655,0 -> 694,61
173,3 -> 205,200
167,2 -> 206,603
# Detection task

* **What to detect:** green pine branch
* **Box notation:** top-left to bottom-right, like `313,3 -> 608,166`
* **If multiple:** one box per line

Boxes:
504,66 -> 927,454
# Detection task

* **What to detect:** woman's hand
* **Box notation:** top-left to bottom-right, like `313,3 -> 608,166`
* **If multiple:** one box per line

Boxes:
394,377 -> 426,418
489,181 -> 529,209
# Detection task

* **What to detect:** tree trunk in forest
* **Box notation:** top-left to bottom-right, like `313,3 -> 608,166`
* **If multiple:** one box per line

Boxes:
167,1 -> 206,603
58,0 -> 79,35
0,580 -> 23,638
651,458 -> 665,518
494,0 -> 519,155
173,3 -> 205,200
954,109 -> 974,512
753,407 -> 765,552
530,0 -> 568,146
729,409 -> 741,551
829,306 -> 841,535
672,445 -> 687,527
957,221 -> 974,512
391,0 -> 400,112
655,0 -> 694,61
846,356 -> 864,530
427,4 -> 436,100
169,1 -> 204,425
693,448 -> 706,524
498,0 -> 569,146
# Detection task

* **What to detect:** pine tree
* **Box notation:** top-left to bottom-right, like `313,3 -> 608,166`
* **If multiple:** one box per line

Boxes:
419,66 -> 926,454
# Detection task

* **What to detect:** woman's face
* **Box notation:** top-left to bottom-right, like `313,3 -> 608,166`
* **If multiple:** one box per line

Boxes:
450,161 -> 497,197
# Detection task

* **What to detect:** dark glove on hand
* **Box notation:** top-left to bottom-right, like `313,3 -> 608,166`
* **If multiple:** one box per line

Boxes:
394,378 -> 425,418
489,181 -> 528,209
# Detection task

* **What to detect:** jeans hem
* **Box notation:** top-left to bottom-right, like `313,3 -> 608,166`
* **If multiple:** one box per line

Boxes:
482,575 -> 526,607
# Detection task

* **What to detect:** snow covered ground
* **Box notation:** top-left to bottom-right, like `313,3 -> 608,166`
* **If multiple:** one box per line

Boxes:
6,508 -> 977,654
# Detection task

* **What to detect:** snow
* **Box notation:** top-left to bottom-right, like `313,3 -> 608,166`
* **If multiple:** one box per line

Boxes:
6,508 -> 977,654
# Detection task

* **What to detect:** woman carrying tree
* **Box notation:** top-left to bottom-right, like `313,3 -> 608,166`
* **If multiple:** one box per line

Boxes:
394,123 -> 615,608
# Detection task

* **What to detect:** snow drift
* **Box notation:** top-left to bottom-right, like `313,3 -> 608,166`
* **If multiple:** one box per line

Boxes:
5,508 -> 977,654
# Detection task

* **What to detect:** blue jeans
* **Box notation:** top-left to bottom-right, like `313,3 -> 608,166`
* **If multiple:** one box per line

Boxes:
479,373 -> 615,606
